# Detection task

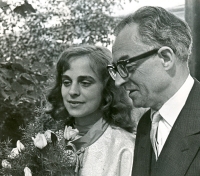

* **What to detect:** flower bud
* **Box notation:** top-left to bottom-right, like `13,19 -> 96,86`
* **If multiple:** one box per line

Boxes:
16,140 -> 25,152
8,147 -> 19,159
44,130 -> 52,143
64,126 -> 79,141
2,159 -> 11,168
24,166 -> 32,176
32,133 -> 47,149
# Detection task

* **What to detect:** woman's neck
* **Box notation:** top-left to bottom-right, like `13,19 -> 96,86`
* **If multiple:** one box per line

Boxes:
74,110 -> 103,126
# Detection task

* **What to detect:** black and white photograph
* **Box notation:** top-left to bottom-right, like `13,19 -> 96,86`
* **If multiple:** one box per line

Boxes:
0,0 -> 199,175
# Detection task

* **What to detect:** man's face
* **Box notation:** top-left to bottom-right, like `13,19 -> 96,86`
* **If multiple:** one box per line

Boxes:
112,24 -> 169,110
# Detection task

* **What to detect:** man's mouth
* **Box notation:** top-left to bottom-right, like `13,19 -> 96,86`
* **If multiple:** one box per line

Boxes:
129,89 -> 138,95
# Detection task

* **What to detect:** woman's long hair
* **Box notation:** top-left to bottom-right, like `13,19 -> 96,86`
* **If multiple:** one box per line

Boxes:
47,45 -> 135,132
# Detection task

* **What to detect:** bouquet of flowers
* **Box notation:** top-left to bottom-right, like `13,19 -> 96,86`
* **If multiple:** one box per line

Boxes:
0,106 -> 80,176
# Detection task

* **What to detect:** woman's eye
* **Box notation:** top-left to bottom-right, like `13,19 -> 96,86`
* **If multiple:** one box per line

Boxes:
62,80 -> 71,87
81,81 -> 91,87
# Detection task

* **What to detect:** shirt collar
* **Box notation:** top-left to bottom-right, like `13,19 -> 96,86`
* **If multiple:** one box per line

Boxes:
158,75 -> 194,126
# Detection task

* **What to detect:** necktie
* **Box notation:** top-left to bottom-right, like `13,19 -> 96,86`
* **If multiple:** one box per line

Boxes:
150,111 -> 161,160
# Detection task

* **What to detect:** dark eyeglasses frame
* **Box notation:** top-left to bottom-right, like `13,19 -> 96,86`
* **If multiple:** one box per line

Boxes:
107,48 -> 159,79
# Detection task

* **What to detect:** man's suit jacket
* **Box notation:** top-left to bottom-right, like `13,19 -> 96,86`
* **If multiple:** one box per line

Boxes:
132,79 -> 200,176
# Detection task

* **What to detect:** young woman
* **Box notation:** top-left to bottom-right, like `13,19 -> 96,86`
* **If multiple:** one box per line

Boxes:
47,45 -> 135,176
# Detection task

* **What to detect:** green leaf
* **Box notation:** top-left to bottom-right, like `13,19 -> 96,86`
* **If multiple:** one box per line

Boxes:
0,68 -> 15,79
11,81 -> 24,94
11,63 -> 26,73
20,73 -> 35,85
0,89 -> 9,100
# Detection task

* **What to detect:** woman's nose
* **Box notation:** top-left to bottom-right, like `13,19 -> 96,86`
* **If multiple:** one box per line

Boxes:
68,83 -> 80,96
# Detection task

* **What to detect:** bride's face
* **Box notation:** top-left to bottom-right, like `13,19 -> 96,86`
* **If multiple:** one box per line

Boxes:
61,56 -> 104,118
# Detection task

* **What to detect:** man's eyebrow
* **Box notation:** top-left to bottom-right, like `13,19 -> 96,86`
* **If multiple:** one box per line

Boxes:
112,55 -> 130,64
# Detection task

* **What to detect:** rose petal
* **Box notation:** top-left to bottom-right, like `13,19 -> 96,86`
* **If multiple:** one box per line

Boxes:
32,133 -> 47,149
24,166 -> 32,176
2,159 -> 11,168
64,126 -> 79,140
8,147 -> 19,159
16,140 -> 25,152
44,130 -> 52,143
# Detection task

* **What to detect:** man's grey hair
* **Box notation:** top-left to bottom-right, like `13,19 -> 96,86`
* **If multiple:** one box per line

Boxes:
114,6 -> 192,61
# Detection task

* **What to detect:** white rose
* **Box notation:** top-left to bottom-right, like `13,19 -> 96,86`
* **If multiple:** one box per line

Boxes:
24,166 -> 32,176
44,130 -> 53,143
2,159 -> 11,168
8,147 -> 19,159
32,133 -> 47,149
64,126 -> 79,140
16,140 -> 25,152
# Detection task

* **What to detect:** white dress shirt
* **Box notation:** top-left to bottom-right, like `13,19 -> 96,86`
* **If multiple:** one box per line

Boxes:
151,75 -> 194,156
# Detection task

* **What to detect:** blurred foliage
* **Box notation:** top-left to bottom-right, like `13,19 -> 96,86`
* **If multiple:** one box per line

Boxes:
0,0 -> 128,145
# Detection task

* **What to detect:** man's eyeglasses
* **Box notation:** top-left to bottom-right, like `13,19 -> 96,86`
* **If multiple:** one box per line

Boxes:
107,48 -> 159,80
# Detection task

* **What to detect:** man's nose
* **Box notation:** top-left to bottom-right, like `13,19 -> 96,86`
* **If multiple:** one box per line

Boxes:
114,72 -> 127,87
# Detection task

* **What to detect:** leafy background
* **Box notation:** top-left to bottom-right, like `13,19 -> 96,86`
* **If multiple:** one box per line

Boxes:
0,0 -> 129,147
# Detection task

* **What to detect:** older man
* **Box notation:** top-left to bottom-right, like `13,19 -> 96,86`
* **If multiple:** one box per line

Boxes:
107,6 -> 200,176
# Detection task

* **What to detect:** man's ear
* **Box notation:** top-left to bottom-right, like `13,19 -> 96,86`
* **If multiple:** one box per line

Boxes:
157,46 -> 175,70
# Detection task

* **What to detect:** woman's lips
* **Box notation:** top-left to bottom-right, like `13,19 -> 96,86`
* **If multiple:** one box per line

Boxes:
68,101 -> 84,107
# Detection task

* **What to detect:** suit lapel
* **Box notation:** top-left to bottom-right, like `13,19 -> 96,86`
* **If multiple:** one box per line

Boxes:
139,130 -> 152,174
151,80 -> 200,176
133,110 -> 153,176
